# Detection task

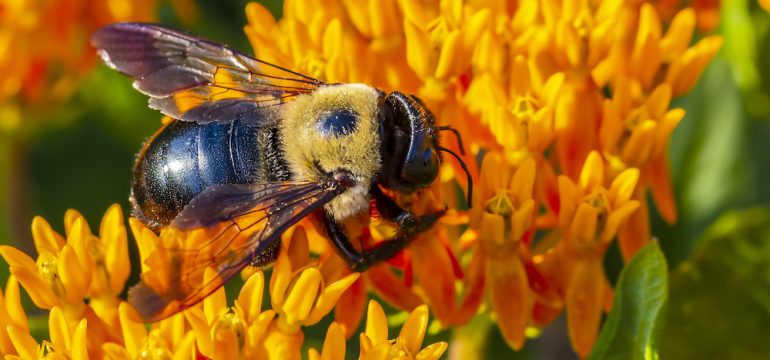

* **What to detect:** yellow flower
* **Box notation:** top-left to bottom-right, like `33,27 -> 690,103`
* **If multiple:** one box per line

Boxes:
0,205 -> 130,358
464,56 -> 564,155
0,0 -> 727,357
238,0 -> 722,355
270,227 -> 360,334
359,301 -> 447,360
549,151 -> 640,357
0,276 -> 88,359
0,205 -> 128,308
0,0 -> 197,132
468,154 -> 536,350
308,322 -> 346,360
183,271 -> 275,359
600,82 -> 684,259
310,301 -> 446,360
103,302 -> 196,359
1,276 -> 29,356
6,304 -> 89,360
620,5 -> 723,96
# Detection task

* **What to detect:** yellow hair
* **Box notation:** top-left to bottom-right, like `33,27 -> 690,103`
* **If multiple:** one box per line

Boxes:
279,84 -> 381,220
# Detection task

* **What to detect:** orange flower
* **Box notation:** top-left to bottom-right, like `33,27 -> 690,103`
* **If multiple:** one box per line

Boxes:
0,206 -> 130,358
359,301 -> 447,360
469,154 -> 537,350
552,151 -> 640,357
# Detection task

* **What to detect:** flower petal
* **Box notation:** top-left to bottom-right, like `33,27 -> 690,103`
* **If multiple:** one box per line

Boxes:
71,319 -> 88,360
333,275 -> 367,336
488,256 -> 529,350
119,302 -> 147,358
184,308 -> 213,358
319,322 -> 345,360
8,266 -> 58,309
569,203 -> 599,247
283,267 -> 323,325
566,258 -> 605,358
578,151 -> 604,191
0,246 -> 36,270
58,245 -> 90,302
608,168 -> 640,207
364,300 -> 389,344
4,276 -> 28,331
172,332 -> 198,360
203,267 -> 227,323
31,216 -> 64,255
415,341 -> 448,360
213,324 -> 240,360
243,310 -> 276,357
7,325 -> 38,359
398,304 -> 429,355
49,307 -> 71,352
101,204 -> 130,295
270,249 -> 293,310
237,271 -> 265,323
305,273 -> 360,325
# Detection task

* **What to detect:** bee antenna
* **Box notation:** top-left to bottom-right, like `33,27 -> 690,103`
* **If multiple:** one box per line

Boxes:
438,126 -> 466,155
438,146 -> 473,207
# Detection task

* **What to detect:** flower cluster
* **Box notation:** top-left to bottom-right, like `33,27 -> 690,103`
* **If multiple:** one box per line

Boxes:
244,0 -> 721,356
0,207 -> 447,359
0,0 -> 197,132
0,0 -> 723,358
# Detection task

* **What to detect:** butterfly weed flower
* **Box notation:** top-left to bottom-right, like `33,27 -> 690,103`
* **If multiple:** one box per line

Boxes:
0,206 -> 130,358
1,0 -> 725,358
1,276 -> 30,355
0,0 -> 196,132
539,151 -> 641,357
360,301 -> 447,360
268,227 -> 360,335
464,154 -> 537,350
242,0 -> 722,356
6,306 -> 89,360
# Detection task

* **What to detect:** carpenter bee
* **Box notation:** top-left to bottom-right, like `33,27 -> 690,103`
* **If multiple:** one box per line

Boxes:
92,23 -> 472,321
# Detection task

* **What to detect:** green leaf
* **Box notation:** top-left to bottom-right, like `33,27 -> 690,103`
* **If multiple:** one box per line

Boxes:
661,208 -> 770,360
589,243 -> 669,360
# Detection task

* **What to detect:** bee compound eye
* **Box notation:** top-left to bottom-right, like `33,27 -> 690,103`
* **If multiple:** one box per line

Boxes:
318,109 -> 359,137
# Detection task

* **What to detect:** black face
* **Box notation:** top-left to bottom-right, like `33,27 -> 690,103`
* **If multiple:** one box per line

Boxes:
377,91 -> 440,194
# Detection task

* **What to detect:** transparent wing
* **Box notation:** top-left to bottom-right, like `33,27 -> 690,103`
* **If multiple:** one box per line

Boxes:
128,180 -> 346,322
92,22 -> 324,125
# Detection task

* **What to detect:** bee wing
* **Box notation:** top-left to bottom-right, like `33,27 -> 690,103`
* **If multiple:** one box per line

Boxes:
128,179 -> 347,322
91,22 -> 324,125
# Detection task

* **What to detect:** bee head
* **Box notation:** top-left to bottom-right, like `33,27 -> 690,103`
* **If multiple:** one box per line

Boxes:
376,92 -> 440,194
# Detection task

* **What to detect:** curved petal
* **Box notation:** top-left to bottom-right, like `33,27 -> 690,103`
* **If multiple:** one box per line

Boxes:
488,256 -> 529,350
399,305 -> 429,355
237,271 -> 265,323
566,258 -> 605,358
305,273 -> 360,326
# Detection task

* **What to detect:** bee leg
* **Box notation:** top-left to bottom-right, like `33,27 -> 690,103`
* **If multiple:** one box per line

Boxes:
323,186 -> 444,272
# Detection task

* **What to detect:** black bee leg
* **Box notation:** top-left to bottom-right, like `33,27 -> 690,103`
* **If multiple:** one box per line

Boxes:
323,186 -> 445,272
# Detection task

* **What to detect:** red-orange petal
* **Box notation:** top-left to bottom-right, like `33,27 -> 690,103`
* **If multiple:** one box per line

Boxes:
488,255 -> 529,350
566,257 -> 605,358
334,276 -> 367,337
618,193 -> 652,261
409,232 -> 458,324
648,156 -> 677,224
366,264 -> 423,311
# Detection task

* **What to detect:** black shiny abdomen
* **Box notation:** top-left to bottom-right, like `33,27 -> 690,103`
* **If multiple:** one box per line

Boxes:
131,119 -> 290,228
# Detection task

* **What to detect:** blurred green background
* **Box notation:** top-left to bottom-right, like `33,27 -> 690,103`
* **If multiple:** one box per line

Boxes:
1,0 -> 769,359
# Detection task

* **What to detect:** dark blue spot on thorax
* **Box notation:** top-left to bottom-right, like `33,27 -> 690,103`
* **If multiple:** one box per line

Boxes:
318,109 -> 358,136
